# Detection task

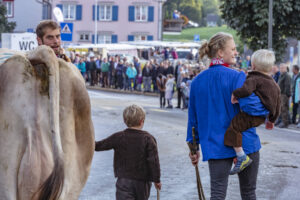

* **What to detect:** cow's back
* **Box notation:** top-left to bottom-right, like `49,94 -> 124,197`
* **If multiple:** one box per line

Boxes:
0,47 -> 94,200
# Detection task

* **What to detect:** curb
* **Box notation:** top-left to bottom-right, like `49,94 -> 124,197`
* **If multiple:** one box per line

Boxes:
86,85 -> 159,97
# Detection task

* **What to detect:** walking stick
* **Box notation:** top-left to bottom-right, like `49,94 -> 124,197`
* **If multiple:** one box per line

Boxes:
187,127 -> 206,200
156,188 -> 160,200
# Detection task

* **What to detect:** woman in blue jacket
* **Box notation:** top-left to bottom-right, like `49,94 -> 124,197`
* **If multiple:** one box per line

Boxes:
187,32 -> 263,200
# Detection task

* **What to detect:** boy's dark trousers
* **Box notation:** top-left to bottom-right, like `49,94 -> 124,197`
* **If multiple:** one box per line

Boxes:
116,178 -> 152,200
224,112 -> 265,147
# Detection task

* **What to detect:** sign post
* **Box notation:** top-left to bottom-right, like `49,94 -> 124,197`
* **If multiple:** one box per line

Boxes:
60,22 -> 73,42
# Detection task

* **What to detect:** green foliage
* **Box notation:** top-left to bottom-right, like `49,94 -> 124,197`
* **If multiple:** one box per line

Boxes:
0,4 -> 15,39
220,0 -> 300,62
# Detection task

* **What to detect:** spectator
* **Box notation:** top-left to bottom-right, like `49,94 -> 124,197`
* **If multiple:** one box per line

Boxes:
291,65 -> 300,124
109,56 -> 116,88
134,57 -> 141,90
126,63 -> 137,91
181,82 -> 189,109
116,60 -> 124,89
166,61 -> 174,76
77,57 -> 86,78
165,74 -> 175,109
277,63 -> 291,128
157,73 -> 167,108
151,59 -> 159,92
272,65 -> 280,83
122,62 -> 129,91
101,57 -> 110,88
89,56 -> 97,86
95,55 -> 102,85
175,61 -> 183,109
142,62 -> 152,92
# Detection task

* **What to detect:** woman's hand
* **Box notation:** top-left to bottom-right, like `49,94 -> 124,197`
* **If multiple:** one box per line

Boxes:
189,151 -> 200,166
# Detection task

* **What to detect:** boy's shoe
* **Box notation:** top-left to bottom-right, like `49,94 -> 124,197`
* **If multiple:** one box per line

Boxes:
229,155 -> 253,175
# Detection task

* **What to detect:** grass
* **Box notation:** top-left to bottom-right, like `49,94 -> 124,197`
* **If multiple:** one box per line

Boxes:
163,25 -> 239,43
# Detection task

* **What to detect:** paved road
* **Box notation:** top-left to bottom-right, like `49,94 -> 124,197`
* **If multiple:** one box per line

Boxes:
79,90 -> 300,200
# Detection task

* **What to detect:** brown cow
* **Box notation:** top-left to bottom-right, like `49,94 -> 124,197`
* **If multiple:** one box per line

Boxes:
0,45 -> 94,200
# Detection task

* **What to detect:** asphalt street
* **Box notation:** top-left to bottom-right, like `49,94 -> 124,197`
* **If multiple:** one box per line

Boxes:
79,90 -> 300,200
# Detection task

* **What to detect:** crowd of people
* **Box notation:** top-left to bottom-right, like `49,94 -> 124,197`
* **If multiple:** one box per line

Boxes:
70,53 -> 201,109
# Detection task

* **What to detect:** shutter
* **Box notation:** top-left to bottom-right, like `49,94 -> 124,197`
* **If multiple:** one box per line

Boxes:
92,34 -> 95,44
57,4 -> 63,12
76,5 -> 82,20
92,5 -> 99,21
97,5 -> 100,20
111,35 -> 118,43
128,35 -> 134,41
92,5 -> 95,21
112,6 -> 118,21
128,6 -> 135,21
147,35 -> 153,41
148,6 -> 154,22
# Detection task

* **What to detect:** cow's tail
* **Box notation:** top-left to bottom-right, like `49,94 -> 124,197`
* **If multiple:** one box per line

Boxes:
28,46 -> 64,200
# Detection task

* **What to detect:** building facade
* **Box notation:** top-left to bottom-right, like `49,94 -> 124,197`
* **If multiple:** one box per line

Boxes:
51,0 -> 164,44
4,0 -> 50,33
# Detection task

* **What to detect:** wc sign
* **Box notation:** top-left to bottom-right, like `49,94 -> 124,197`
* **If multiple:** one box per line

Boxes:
11,33 -> 38,51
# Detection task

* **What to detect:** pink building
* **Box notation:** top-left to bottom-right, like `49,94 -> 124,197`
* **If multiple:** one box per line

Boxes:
51,0 -> 165,45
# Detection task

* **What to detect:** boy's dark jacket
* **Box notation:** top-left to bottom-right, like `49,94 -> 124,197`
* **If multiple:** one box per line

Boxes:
233,71 -> 281,123
95,128 -> 160,183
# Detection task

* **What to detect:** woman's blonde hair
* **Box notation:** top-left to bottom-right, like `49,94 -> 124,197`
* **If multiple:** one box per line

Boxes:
199,32 -> 233,59
123,104 -> 146,127
251,49 -> 275,73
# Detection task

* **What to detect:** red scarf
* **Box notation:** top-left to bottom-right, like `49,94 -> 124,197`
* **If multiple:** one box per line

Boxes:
209,58 -> 230,67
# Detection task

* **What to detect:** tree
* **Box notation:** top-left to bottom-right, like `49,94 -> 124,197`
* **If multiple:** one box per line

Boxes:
220,0 -> 300,61
0,4 -> 16,38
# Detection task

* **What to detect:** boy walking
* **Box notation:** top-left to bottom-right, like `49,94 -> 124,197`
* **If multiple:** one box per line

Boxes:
95,104 -> 161,200
224,49 -> 281,174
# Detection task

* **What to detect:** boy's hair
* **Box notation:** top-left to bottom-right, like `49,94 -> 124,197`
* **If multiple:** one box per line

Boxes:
251,49 -> 275,73
123,104 -> 146,127
36,20 -> 61,39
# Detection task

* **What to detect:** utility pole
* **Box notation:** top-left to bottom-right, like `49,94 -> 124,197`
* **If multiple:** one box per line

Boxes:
268,0 -> 273,50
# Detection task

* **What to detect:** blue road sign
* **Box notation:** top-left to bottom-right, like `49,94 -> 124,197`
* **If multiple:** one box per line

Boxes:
60,22 -> 73,42
194,34 -> 200,42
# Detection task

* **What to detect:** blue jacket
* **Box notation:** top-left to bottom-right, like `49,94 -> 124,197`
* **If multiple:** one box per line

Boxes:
126,67 -> 137,79
187,65 -> 262,161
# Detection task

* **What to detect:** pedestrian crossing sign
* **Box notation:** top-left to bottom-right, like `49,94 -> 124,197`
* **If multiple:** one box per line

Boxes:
60,22 -> 73,42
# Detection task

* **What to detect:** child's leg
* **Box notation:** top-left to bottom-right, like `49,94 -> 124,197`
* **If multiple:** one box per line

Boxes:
224,112 -> 265,175
224,112 -> 265,147
116,178 -> 135,200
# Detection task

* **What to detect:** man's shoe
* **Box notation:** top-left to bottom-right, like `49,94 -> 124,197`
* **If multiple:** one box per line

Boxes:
230,155 -> 253,175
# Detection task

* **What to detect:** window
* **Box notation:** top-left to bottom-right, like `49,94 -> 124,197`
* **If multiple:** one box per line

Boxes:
134,35 -> 147,41
99,5 -> 112,21
135,5 -> 147,21
63,4 -> 76,20
4,1 -> 13,17
79,33 -> 90,41
98,35 -> 111,44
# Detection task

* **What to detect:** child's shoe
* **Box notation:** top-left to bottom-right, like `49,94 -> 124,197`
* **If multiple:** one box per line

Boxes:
229,155 -> 252,175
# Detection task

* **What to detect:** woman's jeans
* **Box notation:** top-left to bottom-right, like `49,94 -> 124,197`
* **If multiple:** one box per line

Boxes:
208,151 -> 259,200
